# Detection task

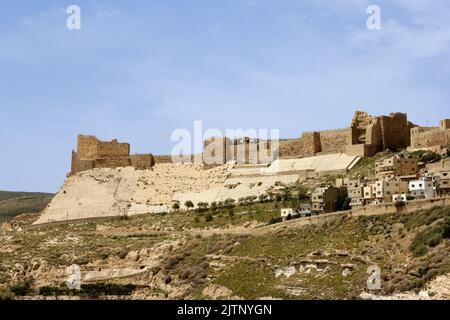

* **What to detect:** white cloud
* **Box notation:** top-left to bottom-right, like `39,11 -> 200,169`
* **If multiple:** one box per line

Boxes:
347,18 -> 450,59
22,7 -> 64,28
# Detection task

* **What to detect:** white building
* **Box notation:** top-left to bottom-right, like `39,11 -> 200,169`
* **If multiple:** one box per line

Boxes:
392,193 -> 407,203
408,176 -> 436,199
280,208 -> 296,220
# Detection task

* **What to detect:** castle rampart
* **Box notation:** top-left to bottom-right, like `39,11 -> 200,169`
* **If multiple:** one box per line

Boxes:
70,135 -> 154,175
410,119 -> 450,153
203,110 -> 420,163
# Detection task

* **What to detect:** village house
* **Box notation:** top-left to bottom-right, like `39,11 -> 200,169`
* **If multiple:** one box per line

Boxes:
280,204 -> 312,221
347,179 -> 365,208
299,204 -> 312,217
436,170 -> 450,197
280,208 -> 296,221
363,180 -> 409,205
375,155 -> 419,180
392,193 -> 407,203
311,186 -> 347,214
408,176 -> 436,200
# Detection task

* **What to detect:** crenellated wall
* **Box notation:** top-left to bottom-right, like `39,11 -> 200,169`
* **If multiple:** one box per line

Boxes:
202,110 -> 424,163
70,135 -> 154,175
410,122 -> 450,150
318,128 -> 352,154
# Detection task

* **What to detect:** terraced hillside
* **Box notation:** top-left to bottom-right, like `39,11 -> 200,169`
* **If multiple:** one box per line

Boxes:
1,202 -> 449,300
0,191 -> 54,223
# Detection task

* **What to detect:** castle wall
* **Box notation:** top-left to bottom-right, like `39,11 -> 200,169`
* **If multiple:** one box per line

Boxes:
96,139 -> 130,159
201,111 -> 421,163
279,130 -> 346,159
71,135 -> 154,175
77,135 -> 99,160
203,137 -> 231,165
130,154 -> 155,170
440,119 -> 450,130
279,139 -> 304,158
299,132 -> 321,156
318,128 -> 352,153
365,119 -> 382,148
410,127 -> 450,149
153,155 -> 174,164
345,144 -> 377,157
379,113 -> 412,150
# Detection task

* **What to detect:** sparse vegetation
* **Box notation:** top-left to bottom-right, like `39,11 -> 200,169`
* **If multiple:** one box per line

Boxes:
184,201 -> 194,209
0,191 -> 54,223
1,185 -> 450,300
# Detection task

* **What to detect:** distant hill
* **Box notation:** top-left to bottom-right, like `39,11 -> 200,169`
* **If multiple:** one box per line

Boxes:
0,191 -> 54,223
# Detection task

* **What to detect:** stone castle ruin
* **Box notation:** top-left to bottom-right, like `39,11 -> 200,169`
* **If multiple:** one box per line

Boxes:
203,111 -> 420,164
34,111 -> 449,225
70,112 -> 449,172
410,119 -> 450,154
289,111 -> 417,158
203,137 -> 274,165
70,135 -> 155,175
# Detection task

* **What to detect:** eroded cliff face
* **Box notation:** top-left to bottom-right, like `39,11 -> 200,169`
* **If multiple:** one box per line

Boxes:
34,163 -> 232,225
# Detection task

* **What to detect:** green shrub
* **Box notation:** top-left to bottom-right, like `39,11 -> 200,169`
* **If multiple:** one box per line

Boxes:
296,185 -> 309,201
196,202 -> 209,213
421,152 -> 441,164
184,201 -> 194,209
442,223 -> 450,239
10,278 -> 34,296
411,243 -> 428,257
38,285 -> 71,296
410,219 -> 450,257
80,283 -> 136,296
172,202 -> 180,210
205,213 -> 213,222
269,217 -> 282,225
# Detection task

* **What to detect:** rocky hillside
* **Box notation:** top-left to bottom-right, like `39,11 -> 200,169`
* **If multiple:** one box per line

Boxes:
1,202 -> 449,300
34,164 -> 231,225
0,191 -> 54,223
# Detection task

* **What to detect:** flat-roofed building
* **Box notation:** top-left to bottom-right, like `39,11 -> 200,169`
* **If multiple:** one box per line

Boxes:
375,156 -> 419,180
436,170 -> 450,197
311,186 -> 347,214
347,179 -> 364,208
408,176 -> 436,199
364,180 -> 408,205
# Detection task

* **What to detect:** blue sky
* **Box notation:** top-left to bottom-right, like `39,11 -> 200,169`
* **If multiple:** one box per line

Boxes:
1,0 -> 450,192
